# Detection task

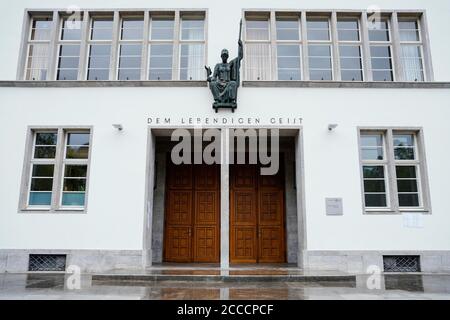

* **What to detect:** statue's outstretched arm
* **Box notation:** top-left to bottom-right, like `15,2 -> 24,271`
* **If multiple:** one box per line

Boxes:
238,39 -> 243,61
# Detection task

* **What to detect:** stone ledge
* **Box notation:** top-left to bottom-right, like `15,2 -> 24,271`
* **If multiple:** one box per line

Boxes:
243,80 -> 450,89
0,80 -> 207,88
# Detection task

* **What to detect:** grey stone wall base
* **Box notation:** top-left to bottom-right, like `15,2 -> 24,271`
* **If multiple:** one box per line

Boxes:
303,250 -> 450,274
0,249 -> 143,273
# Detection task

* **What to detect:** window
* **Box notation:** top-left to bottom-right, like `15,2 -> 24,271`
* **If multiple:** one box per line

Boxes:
393,134 -> 421,207
22,128 -> 91,212
179,15 -> 205,80
337,17 -> 363,81
118,16 -> 144,80
359,129 -> 429,213
87,17 -> 113,80
276,15 -> 302,80
28,132 -> 58,207
245,14 -> 271,81
149,15 -> 174,80
61,133 -> 90,207
307,16 -> 333,80
25,16 -> 52,80
368,17 -> 394,81
399,18 -> 424,81
57,16 -> 82,80
360,133 -> 388,208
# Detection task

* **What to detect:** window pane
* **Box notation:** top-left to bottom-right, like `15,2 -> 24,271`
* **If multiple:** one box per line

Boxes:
276,19 -> 299,41
118,69 -> 141,80
66,146 -> 89,159
31,18 -> 52,40
67,133 -> 90,146
88,44 -> 111,80
340,45 -> 363,81
31,178 -> 53,191
181,18 -> 204,40
91,19 -> 113,40
118,44 -> 142,80
277,45 -> 301,80
246,19 -> 269,41
36,132 -> 57,145
393,134 -> 414,147
396,166 -> 417,178
57,45 -> 80,80
365,194 -> 387,207
26,43 -> 50,80
368,20 -> 390,41
362,148 -> 384,160
62,192 -> 85,206
397,179 -> 418,192
401,45 -> 424,81
363,166 -> 385,178
32,164 -> 54,177
64,165 -> 87,177
121,18 -> 144,40
308,45 -> 332,80
61,19 -> 82,40
399,20 -> 420,41
63,179 -> 86,192
398,194 -> 419,207
149,44 -> 173,80
307,19 -> 330,41
245,43 -> 271,80
180,44 -> 204,80
151,18 -> 174,40
34,146 -> 56,159
29,192 -> 52,205
337,19 -> 359,41
364,180 -> 386,192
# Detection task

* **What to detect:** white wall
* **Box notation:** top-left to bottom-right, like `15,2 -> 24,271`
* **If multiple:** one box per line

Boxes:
0,0 -> 450,80
0,86 -> 450,251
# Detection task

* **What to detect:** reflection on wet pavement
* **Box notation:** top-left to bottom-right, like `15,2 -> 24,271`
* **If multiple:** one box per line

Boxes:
0,273 -> 450,300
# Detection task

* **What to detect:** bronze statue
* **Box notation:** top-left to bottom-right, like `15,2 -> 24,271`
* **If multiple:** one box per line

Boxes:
205,20 -> 243,113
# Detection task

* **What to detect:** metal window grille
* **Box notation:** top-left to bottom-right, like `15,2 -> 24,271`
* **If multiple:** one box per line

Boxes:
383,255 -> 420,272
28,254 -> 67,272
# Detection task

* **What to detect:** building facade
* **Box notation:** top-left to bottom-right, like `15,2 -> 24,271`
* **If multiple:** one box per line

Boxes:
1,0 -> 450,274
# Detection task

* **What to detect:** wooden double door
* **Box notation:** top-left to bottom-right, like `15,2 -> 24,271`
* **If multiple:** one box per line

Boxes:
163,161 -> 220,263
230,164 -> 286,263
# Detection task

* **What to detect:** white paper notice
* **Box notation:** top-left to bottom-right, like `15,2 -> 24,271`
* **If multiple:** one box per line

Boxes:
403,213 -> 424,228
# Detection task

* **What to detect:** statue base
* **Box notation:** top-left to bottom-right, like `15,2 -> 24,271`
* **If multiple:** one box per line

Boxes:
212,102 -> 237,113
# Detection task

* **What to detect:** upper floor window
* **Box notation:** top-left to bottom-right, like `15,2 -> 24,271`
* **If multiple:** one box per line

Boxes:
21,128 -> 92,212
368,17 -> 394,81
87,17 -> 113,80
21,10 -> 206,81
307,16 -> 332,80
57,15 -> 83,80
398,18 -> 424,81
25,16 -> 52,80
243,10 -> 431,82
358,129 -> 430,213
276,15 -> 302,80
337,16 -> 363,81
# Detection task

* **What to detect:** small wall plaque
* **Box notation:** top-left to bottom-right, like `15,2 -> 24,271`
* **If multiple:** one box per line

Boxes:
325,198 -> 343,216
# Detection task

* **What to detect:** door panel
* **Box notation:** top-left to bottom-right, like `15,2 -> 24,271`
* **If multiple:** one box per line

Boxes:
164,161 -> 219,263
165,226 -> 191,262
230,161 -> 286,263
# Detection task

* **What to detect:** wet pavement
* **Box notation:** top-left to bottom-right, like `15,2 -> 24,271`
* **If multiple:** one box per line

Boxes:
1,273 -> 450,299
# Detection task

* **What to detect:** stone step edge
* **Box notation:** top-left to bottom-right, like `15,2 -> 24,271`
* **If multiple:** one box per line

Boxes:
91,274 -> 356,283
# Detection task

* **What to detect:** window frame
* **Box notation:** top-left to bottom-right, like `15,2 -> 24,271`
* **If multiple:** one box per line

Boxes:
19,126 -> 93,214
241,9 -> 433,82
55,14 -> 84,81
398,16 -> 426,82
337,15 -> 364,81
178,12 -> 207,81
357,127 -> 431,215
275,13 -> 302,80
24,15 -> 53,81
86,14 -> 114,81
